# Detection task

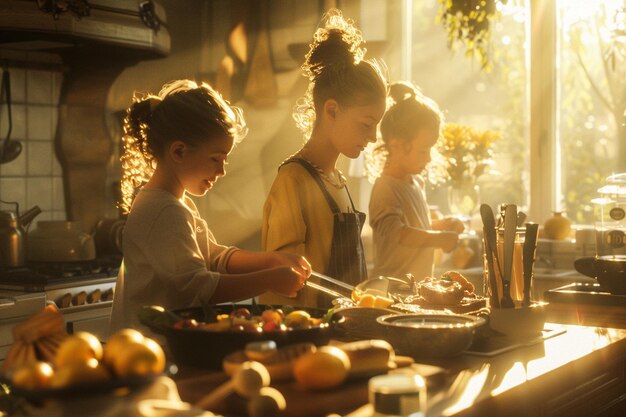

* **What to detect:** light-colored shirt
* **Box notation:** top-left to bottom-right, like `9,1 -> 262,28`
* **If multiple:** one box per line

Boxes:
261,161 -> 352,307
109,188 -> 238,333
369,174 -> 434,280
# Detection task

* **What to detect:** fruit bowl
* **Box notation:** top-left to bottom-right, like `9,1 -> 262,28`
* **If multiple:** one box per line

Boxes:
2,373 -> 159,402
143,304 -> 344,370
376,313 -> 485,359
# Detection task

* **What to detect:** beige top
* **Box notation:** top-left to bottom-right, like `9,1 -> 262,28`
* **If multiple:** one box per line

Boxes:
369,174 -> 434,280
109,188 -> 238,333
261,161 -> 353,307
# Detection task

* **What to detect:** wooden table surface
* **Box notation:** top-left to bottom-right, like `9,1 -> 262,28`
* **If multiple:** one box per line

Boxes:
173,323 -> 626,417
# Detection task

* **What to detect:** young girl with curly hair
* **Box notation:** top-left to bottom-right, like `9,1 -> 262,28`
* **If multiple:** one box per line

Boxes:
110,80 -> 310,332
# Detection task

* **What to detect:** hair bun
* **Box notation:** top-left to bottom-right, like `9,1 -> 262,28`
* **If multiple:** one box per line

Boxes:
303,9 -> 366,81
389,81 -> 418,104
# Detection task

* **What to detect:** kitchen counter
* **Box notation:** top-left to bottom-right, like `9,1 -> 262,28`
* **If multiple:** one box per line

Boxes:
173,323 -> 626,417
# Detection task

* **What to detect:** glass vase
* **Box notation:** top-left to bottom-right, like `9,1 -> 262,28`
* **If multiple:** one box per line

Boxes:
448,182 -> 481,218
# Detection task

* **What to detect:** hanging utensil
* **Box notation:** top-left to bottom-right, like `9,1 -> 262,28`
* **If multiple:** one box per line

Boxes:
480,204 -> 501,308
0,68 -> 23,165
501,204 -> 517,308
522,222 -> 539,307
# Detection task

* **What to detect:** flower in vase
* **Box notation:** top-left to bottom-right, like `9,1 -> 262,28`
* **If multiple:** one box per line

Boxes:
433,122 -> 500,188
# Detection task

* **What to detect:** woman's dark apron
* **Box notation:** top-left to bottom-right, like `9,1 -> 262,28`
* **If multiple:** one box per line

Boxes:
284,158 -> 368,303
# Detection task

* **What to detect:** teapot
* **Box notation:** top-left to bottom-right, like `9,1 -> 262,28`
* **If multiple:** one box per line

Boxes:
0,205 -> 42,267
27,221 -> 96,263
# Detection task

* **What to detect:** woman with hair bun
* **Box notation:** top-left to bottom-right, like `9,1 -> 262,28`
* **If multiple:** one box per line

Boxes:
261,9 -> 388,307
367,81 -> 463,281
110,79 -> 311,333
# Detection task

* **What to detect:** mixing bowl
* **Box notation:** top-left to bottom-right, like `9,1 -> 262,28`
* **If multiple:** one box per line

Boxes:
376,314 -> 485,359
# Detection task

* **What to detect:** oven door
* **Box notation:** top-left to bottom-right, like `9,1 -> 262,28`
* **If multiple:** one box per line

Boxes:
61,302 -> 113,342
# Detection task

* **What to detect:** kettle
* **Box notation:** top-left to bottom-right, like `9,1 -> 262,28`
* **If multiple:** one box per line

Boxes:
0,205 -> 42,267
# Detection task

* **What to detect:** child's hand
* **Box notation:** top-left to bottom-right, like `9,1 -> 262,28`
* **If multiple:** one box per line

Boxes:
437,217 -> 465,234
267,252 -> 312,279
267,266 -> 308,298
439,231 -> 460,253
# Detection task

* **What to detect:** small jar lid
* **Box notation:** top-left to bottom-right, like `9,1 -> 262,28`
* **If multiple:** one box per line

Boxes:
369,374 -> 426,417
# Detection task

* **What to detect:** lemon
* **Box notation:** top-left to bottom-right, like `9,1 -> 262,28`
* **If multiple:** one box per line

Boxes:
103,328 -> 145,367
293,346 -> 350,390
50,358 -> 110,388
373,295 -> 394,308
284,310 -> 311,329
111,337 -> 165,378
357,293 -> 375,307
11,361 -> 54,390
55,332 -> 103,368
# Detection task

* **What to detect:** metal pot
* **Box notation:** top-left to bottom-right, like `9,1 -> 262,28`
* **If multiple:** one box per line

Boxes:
27,221 -> 96,262
0,205 -> 41,267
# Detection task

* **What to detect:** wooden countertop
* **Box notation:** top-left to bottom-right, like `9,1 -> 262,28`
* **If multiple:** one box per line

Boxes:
173,323 -> 626,417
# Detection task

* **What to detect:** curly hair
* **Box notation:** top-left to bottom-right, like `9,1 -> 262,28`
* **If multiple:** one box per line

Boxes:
365,81 -> 444,182
119,80 -> 247,213
293,9 -> 388,139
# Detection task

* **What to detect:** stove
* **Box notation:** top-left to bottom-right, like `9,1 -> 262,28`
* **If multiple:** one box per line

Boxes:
0,258 -> 119,291
0,257 -> 121,361
545,282 -> 626,328
545,282 -> 626,307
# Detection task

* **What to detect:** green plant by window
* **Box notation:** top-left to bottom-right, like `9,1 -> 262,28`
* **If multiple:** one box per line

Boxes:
436,0 -> 508,72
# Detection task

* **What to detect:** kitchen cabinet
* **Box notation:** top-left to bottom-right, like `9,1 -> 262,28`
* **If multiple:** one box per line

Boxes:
173,323 -> 626,417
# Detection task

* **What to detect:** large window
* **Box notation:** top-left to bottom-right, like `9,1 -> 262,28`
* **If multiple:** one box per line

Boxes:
557,0 -> 626,223
396,0 -> 625,225
405,0 -> 529,219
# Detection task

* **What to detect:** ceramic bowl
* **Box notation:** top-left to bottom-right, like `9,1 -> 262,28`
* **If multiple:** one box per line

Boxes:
334,306 -> 396,340
488,302 -> 548,339
376,313 -> 486,359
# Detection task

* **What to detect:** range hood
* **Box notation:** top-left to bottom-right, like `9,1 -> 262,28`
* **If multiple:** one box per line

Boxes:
0,0 -> 170,232
0,0 -> 170,60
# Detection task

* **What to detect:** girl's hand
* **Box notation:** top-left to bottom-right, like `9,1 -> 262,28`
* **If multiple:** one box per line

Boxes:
267,252 -> 312,278
267,266 -> 308,298
439,231 -> 459,253
438,217 -> 465,234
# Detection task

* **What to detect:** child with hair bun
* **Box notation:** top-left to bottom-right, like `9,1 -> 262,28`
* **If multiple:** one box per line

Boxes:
261,9 -> 388,307
110,80 -> 311,333
367,81 -> 463,281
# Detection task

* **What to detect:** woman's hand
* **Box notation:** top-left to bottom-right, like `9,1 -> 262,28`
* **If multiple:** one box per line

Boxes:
267,266 -> 309,298
267,252 -> 312,279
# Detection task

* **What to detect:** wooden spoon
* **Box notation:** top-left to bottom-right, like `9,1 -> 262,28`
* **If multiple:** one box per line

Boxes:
522,223 -> 540,307
196,361 -> 270,410
480,204 -> 501,308
501,204 -> 517,308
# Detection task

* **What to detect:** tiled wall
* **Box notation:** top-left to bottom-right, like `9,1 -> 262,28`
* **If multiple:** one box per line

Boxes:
0,67 -> 65,224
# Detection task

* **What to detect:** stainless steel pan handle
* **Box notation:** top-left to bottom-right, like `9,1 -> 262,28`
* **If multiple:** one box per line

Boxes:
305,281 -> 348,300
310,271 -> 355,292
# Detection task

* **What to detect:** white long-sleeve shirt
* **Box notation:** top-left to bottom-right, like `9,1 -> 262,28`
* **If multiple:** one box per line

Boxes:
109,188 -> 238,333
369,175 -> 434,280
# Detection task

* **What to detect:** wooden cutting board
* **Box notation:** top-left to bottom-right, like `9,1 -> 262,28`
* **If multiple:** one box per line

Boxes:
175,367 -> 368,417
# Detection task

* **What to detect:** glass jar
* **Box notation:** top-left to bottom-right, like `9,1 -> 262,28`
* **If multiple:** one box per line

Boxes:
592,173 -> 626,292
